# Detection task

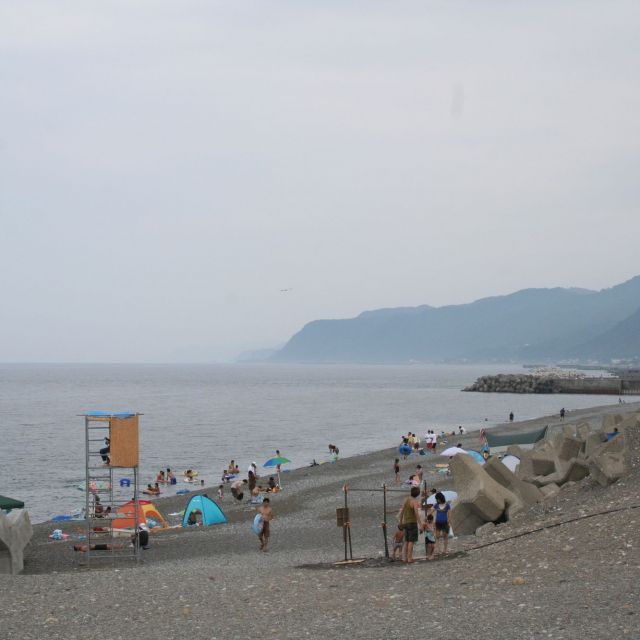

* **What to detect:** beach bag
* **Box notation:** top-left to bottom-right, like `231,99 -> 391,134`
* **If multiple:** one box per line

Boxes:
252,514 -> 264,535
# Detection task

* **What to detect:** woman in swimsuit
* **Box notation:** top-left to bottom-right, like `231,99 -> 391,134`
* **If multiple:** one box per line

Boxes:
434,491 -> 451,556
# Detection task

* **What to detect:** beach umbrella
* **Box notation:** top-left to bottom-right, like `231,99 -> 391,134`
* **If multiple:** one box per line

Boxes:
440,446 -> 468,457
263,456 -> 291,488
263,456 -> 291,467
399,444 -> 413,456
464,450 -> 486,465
426,490 -> 458,505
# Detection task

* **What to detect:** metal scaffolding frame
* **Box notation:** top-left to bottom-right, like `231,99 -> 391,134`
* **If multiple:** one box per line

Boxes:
81,412 -> 142,567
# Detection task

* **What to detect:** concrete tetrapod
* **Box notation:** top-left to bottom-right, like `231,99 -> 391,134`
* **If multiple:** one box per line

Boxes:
516,436 -> 590,488
449,454 -> 523,536
0,509 -> 33,574
602,413 -> 625,432
483,457 -> 543,505
588,432 -> 627,487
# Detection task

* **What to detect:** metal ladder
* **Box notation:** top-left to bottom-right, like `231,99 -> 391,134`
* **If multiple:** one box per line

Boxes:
81,414 -> 141,567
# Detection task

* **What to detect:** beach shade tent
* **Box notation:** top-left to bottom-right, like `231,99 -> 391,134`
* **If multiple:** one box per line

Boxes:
263,456 -> 291,488
441,447 -> 468,457
113,500 -> 168,531
0,495 -> 24,512
182,494 -> 227,528
485,426 -> 548,454
501,455 -> 520,473
464,450 -> 486,465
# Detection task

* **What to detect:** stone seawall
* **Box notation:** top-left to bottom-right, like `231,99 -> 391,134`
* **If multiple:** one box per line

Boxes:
464,374 -> 640,395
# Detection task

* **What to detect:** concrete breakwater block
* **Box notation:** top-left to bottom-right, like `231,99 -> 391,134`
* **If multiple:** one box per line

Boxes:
457,412 -> 638,536
0,509 -> 33,574
483,457 -> 544,506
449,455 -> 523,536
539,482 -> 560,498
517,435 -> 591,488
589,430 -> 627,486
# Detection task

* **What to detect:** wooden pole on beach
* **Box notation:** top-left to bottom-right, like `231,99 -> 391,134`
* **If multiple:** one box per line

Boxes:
341,484 -> 353,561
345,486 -> 353,560
342,484 -> 348,561
382,483 -> 389,559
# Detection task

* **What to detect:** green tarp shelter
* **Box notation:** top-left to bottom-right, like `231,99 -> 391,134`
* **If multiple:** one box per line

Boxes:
485,425 -> 548,449
0,495 -> 24,511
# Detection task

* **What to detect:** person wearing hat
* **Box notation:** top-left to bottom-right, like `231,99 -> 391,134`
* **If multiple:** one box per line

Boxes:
136,522 -> 150,550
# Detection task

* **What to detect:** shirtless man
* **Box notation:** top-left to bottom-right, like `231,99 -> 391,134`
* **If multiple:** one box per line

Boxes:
258,498 -> 273,552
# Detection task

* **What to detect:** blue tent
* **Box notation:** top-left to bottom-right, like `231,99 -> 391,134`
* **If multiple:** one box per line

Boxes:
182,494 -> 227,527
464,449 -> 486,464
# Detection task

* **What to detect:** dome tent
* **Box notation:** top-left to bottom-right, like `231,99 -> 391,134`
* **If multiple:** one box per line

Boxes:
114,500 -> 168,530
182,494 -> 227,527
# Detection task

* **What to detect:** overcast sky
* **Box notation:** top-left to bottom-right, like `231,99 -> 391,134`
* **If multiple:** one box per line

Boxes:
1,1 -> 639,362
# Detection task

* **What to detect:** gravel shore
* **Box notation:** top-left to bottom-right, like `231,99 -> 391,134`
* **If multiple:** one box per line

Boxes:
2,401 -> 639,639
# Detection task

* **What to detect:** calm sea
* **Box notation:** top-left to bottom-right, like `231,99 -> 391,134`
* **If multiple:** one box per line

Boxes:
0,363 -> 633,522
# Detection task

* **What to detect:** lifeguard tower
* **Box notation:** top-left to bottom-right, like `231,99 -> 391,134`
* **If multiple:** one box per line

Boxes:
82,411 -> 142,565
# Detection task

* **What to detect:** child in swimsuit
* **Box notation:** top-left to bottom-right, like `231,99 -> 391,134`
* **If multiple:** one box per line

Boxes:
424,514 -> 436,560
392,524 -> 404,560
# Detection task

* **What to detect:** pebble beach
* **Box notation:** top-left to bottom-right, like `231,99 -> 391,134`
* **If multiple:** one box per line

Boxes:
2,400 -> 640,639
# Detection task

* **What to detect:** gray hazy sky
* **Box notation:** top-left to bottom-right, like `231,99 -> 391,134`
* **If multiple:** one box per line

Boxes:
1,1 -> 639,362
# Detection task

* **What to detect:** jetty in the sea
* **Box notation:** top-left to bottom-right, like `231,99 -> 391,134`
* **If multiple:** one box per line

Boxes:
464,371 -> 640,395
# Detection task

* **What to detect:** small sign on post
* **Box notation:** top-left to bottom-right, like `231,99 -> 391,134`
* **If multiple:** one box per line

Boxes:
336,507 -> 350,528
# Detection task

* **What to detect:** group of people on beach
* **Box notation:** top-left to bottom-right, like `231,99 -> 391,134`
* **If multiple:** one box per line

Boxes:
393,487 -> 451,564
400,426 -> 468,459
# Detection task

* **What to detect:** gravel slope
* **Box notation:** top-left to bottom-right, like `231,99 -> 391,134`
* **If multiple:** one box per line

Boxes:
2,401 -> 639,639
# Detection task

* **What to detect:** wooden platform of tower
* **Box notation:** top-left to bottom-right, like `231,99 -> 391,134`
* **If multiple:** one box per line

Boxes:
81,411 -> 142,567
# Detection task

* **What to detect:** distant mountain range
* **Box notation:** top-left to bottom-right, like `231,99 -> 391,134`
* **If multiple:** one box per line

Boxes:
271,276 -> 640,364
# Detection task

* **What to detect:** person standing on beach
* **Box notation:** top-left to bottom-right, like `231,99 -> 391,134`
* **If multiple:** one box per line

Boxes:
394,458 -> 400,484
509,411 -> 514,422
398,486 -> 423,564
560,408 -> 566,420
434,491 -> 451,556
258,498 -> 273,551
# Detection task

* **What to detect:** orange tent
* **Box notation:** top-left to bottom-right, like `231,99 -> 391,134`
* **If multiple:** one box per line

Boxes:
113,500 -> 168,530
